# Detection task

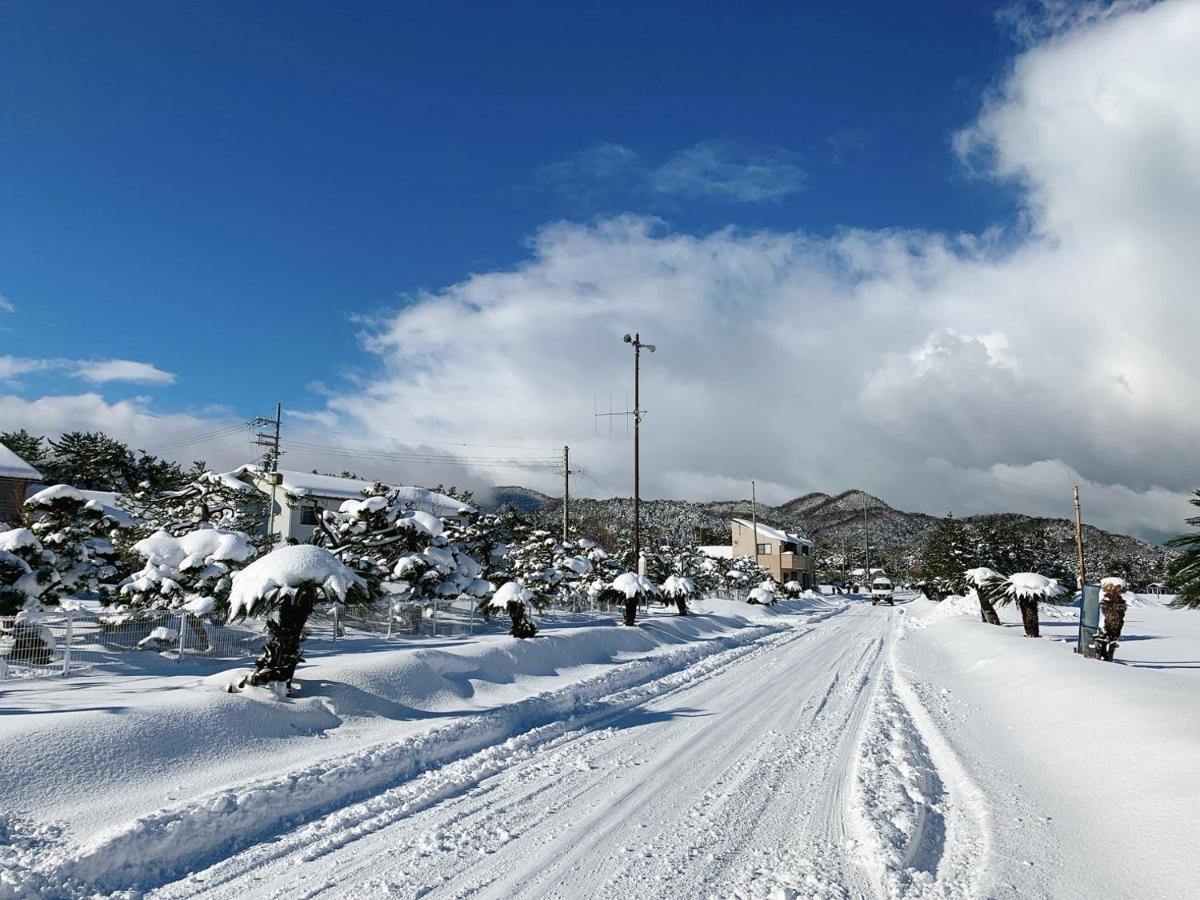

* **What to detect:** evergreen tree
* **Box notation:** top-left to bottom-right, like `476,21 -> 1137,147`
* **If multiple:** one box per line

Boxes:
488,580 -> 538,637
1167,491 -> 1200,608
917,513 -> 973,600
23,485 -> 124,603
661,574 -> 695,615
0,527 -> 60,611
1092,577 -> 1129,661
961,567 -> 1004,625
0,430 -> 48,471
227,545 -> 367,693
1001,572 -> 1065,637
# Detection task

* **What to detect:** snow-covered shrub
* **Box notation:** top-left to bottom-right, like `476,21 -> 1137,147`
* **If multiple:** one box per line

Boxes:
489,580 -> 537,638
227,545 -> 367,693
1002,572 -> 1065,638
1092,576 -> 1130,661
24,485 -> 123,603
748,580 -> 777,605
117,526 -> 259,615
962,567 -> 1004,626
661,574 -> 695,616
0,528 -> 60,611
611,572 -> 660,626
780,580 -> 804,599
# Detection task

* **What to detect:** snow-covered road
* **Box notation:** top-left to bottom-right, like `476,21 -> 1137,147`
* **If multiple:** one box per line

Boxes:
146,602 -> 978,900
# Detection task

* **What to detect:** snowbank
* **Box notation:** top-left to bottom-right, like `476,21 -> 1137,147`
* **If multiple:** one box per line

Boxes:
0,598 -> 837,896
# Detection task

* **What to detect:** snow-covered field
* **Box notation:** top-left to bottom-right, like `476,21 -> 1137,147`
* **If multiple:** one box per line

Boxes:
3,591 -> 1198,899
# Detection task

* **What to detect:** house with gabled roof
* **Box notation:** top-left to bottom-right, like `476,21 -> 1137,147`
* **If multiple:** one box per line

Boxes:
0,445 -> 41,524
731,518 -> 816,588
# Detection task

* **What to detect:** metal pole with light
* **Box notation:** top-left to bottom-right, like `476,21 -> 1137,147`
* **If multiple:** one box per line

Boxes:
624,332 -> 655,625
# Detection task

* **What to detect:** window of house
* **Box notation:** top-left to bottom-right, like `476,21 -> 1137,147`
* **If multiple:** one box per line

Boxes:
802,545 -> 810,557
756,543 -> 772,555
300,506 -> 319,526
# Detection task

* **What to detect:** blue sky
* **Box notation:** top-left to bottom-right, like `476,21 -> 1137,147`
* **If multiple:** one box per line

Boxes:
2,0 -> 1015,415
4,0 -> 1198,540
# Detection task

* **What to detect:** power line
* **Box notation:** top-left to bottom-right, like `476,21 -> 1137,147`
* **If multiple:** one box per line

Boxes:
330,432 -> 563,453
145,424 -> 249,454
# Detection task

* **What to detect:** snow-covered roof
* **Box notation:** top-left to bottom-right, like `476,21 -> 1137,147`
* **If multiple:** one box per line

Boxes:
0,445 -> 41,481
235,466 -> 474,516
698,544 -> 733,559
731,519 -> 813,548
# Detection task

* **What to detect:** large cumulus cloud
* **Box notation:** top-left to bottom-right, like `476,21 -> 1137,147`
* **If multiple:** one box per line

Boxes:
323,1 -> 1200,540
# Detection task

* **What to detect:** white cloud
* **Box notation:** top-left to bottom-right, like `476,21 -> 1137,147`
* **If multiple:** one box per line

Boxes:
72,358 -> 176,385
650,140 -> 807,203
0,355 -> 176,386
0,294 -> 14,313
318,1 -> 1200,541
533,140 -> 807,206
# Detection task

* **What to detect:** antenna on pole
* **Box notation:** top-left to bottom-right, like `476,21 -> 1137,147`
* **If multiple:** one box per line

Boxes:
251,402 -> 283,472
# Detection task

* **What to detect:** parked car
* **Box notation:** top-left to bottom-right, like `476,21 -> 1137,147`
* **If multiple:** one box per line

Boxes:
870,577 -> 895,606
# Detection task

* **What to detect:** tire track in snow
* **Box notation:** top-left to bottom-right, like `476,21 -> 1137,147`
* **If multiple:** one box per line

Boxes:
848,611 -> 990,899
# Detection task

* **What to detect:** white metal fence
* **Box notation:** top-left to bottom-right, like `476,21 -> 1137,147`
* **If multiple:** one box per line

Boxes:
0,594 -> 626,684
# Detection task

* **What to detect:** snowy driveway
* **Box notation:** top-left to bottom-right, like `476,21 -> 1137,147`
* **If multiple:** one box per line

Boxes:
146,602 -> 976,900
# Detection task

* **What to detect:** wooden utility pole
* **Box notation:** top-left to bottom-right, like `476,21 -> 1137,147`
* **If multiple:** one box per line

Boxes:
751,480 -> 761,570
252,402 -> 283,472
562,445 -> 570,543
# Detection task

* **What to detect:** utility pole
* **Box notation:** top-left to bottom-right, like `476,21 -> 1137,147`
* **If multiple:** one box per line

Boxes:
623,333 -> 656,577
1073,485 -> 1087,588
252,402 -> 282,472
751,480 -> 761,570
862,492 -> 870,586
562,445 -> 570,543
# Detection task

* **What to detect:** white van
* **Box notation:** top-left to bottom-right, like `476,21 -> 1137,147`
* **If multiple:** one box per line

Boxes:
870,577 -> 895,606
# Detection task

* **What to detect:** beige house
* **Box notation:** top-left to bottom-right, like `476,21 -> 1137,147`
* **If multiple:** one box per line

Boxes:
0,445 -> 41,524
731,518 -> 816,588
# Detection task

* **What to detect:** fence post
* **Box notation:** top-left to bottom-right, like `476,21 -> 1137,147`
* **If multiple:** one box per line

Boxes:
61,612 -> 74,678
430,597 -> 438,637
331,602 -> 341,642
176,612 -> 187,663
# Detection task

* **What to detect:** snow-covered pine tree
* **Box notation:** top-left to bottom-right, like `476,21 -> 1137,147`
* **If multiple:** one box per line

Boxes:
117,528 -> 259,617
918,513 -> 972,601
961,567 -> 1004,625
660,574 -> 695,615
748,580 -> 777,605
489,580 -> 538,637
315,485 -> 491,626
611,572 -> 659,625
1002,572 -> 1065,637
1167,491 -> 1200,608
0,527 -> 60,610
227,544 -> 367,693
1092,577 -> 1130,661
23,485 -> 123,603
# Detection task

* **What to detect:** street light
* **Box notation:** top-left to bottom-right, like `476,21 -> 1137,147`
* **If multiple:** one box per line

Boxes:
623,332 -> 655,626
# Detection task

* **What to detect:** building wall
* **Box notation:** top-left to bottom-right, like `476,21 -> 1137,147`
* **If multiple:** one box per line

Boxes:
0,478 -> 31,524
730,520 -> 816,587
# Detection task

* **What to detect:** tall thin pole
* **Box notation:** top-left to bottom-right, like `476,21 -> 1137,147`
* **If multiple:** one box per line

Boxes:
1073,485 -> 1087,588
272,402 -> 282,473
751,480 -> 761,571
633,335 -> 641,573
863,493 -> 870,581
562,445 -> 570,543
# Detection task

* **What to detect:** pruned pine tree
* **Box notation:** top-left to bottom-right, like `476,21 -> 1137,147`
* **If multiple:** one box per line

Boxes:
1167,491 -> 1200,608
961,567 -> 1004,625
122,469 -> 270,547
611,572 -> 659,625
227,545 -> 367,694
24,485 -> 122,603
748,580 -> 777,605
1002,572 -> 1065,637
315,486 -> 491,624
0,527 -> 60,612
118,528 -> 259,619
1092,577 -> 1130,661
660,574 -> 695,615
722,555 -> 772,592
490,580 -> 538,637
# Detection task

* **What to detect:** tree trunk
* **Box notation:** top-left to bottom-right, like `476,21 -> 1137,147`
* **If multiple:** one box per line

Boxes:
979,597 -> 1002,626
1094,598 -> 1127,661
507,600 -> 538,638
623,599 -> 638,626
1018,598 -> 1040,637
246,586 -> 316,692
674,597 -> 688,616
